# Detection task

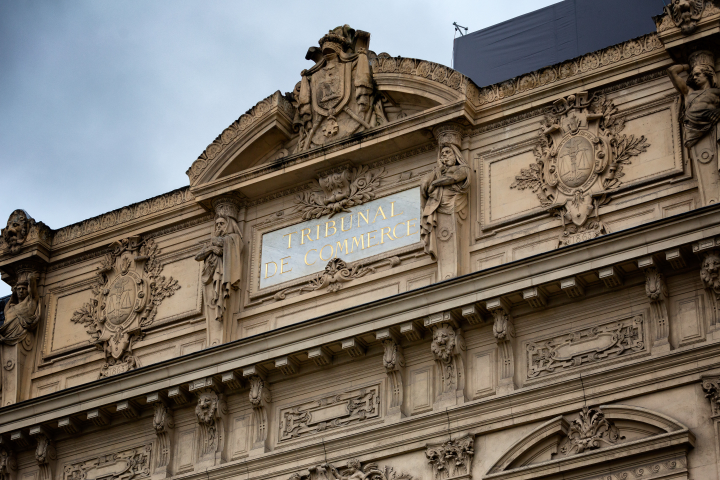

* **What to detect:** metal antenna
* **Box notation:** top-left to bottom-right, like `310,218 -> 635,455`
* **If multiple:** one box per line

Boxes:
453,22 -> 468,36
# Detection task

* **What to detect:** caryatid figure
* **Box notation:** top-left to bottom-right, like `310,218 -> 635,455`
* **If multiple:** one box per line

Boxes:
195,197 -> 243,346
420,124 -> 471,280
668,50 -> 720,205
1,271 -> 41,406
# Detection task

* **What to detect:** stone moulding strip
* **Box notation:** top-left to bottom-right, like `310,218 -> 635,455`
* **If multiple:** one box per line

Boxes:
2,207 -> 720,429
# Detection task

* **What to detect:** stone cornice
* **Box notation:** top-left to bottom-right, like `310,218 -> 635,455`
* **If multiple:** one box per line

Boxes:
1,204 -> 720,432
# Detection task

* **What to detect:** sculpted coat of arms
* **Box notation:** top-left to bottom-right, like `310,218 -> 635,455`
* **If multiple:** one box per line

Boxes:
71,236 -> 180,377
511,92 -> 650,246
290,25 -> 394,152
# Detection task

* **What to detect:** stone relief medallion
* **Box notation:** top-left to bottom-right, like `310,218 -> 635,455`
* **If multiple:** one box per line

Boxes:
71,236 -> 180,378
511,91 -> 650,247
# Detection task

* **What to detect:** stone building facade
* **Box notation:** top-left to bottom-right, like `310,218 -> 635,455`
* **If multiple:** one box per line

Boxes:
2,6 -> 720,480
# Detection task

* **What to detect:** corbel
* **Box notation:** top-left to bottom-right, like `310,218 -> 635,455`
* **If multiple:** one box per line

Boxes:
461,303 -> 487,325
116,400 -> 139,419
56,417 -> 80,434
8,431 -> 29,450
638,255 -> 671,351
274,356 -> 298,376
192,377 -> 227,469
341,337 -> 366,357
167,385 -> 189,405
486,297 -> 516,393
665,248 -> 687,269
307,347 -> 331,366
146,392 -> 174,479
28,426 -> 55,480
221,371 -> 242,390
376,328 -> 406,420
243,365 -> 270,455
560,276 -> 585,298
598,266 -> 624,288
427,311 -> 466,410
399,321 -> 423,342
522,287 -> 547,308
86,408 -> 110,426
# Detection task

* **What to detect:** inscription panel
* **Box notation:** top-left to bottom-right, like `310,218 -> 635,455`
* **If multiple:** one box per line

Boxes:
260,188 -> 421,289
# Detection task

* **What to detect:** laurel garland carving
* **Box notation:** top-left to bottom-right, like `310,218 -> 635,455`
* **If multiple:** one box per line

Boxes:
52,188 -> 193,246
187,91 -> 295,184
469,34 -> 662,108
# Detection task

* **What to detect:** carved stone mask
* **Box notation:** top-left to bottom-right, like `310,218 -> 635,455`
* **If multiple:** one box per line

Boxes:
670,0 -> 703,34
431,325 -> 456,361
214,217 -> 228,237
2,209 -> 30,250
195,390 -> 218,424
701,251 -> 720,291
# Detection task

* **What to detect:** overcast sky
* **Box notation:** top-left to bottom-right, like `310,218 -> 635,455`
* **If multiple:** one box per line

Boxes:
0,0 -> 561,296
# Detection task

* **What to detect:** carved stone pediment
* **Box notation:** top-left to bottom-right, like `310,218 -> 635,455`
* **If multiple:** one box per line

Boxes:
485,405 -> 693,480
71,236 -> 180,378
510,91 -> 650,247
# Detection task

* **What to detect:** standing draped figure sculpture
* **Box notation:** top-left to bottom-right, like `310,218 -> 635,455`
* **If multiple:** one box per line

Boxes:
420,124 -> 470,280
1,271 -> 41,405
195,197 -> 243,346
668,50 -> 720,205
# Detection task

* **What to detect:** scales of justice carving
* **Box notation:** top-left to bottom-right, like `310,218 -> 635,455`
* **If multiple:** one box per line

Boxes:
511,92 -> 650,247
72,236 -> 180,378
291,25 -> 398,152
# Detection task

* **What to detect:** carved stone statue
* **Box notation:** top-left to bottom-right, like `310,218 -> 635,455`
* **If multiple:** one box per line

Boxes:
195,197 -> 243,346
420,124 -> 470,280
668,51 -> 720,205
1,271 -> 41,406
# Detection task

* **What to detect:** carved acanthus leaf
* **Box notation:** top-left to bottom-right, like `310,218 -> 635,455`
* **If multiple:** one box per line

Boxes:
561,406 -> 624,455
425,435 -> 474,480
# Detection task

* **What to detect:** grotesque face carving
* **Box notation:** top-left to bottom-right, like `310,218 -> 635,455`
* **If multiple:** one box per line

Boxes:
2,210 -> 30,252
214,217 -> 228,237
701,251 -> 720,292
195,390 -> 218,425
430,324 -> 456,362
670,0 -> 703,34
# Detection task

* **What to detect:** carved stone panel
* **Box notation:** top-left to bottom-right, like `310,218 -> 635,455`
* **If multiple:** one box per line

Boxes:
63,445 -> 151,480
278,384 -> 380,442
526,314 -> 646,379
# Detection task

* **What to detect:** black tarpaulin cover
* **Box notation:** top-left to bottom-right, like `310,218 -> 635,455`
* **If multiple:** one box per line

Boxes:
453,0 -> 663,88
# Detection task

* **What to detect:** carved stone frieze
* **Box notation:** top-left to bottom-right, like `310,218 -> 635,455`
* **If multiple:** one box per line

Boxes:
527,315 -> 645,379
511,91 -> 650,246
425,435 -> 474,480
53,188 -> 193,246
470,34 -> 662,108
560,406 -> 624,455
289,459 -> 412,480
293,165 -> 385,220
278,384 -> 380,441
71,236 -> 180,378
195,196 -> 244,347
701,375 -> 720,416
63,444 -> 151,480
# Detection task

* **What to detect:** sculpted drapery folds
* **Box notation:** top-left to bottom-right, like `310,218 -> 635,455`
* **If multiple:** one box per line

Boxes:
420,125 -> 470,280
195,197 -> 243,345
1,272 -> 40,347
291,25 -> 393,153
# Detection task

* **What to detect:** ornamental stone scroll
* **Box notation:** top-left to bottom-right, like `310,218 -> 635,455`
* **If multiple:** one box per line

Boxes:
420,124 -> 470,281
